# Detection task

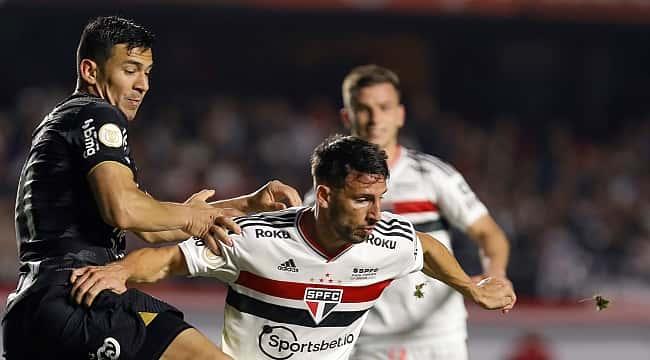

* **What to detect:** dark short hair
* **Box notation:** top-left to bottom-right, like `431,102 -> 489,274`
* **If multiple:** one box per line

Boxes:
76,16 -> 155,72
342,64 -> 401,109
311,135 -> 389,188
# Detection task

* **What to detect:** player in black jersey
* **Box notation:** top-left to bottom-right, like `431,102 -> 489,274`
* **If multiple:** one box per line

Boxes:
2,16 -> 300,360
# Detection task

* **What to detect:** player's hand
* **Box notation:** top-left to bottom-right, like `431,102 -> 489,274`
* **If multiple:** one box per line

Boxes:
245,180 -> 302,213
472,277 -> 517,312
471,273 -> 515,314
69,264 -> 129,307
184,189 -> 242,254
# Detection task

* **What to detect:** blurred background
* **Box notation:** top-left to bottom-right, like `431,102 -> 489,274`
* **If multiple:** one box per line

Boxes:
1,0 -> 649,359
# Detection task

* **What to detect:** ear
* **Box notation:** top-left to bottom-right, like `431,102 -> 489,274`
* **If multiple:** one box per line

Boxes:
315,184 -> 331,209
79,59 -> 99,85
340,108 -> 352,131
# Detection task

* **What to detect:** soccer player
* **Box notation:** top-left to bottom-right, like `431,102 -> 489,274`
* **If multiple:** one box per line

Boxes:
2,16 -> 300,360
69,135 -> 516,360
340,65 -> 513,360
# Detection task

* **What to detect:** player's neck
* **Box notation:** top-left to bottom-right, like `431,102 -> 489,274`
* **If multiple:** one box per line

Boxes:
302,208 -> 350,257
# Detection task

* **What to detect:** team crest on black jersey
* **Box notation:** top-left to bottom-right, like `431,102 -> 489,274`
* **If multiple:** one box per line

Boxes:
303,288 -> 342,324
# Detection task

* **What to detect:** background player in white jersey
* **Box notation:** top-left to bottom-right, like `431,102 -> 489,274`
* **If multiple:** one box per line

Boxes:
340,65 -> 512,360
69,135 -> 515,360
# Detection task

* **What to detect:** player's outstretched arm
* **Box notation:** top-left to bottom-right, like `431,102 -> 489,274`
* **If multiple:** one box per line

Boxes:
467,214 -> 510,279
88,162 -> 240,248
418,231 -> 516,311
70,245 -> 189,307
208,180 -> 303,213
135,180 -> 301,246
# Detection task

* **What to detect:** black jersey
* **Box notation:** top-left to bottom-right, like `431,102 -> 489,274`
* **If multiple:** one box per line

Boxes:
14,93 -> 137,263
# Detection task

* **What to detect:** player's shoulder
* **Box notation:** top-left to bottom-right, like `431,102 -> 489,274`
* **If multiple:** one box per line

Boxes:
234,207 -> 303,240
374,212 -> 417,242
403,147 -> 460,178
51,94 -> 126,133
234,207 -> 302,226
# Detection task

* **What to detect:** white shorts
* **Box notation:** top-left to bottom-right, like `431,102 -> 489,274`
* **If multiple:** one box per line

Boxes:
350,336 -> 468,360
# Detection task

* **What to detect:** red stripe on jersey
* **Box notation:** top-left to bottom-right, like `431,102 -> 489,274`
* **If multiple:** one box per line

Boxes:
235,271 -> 392,303
389,200 -> 439,214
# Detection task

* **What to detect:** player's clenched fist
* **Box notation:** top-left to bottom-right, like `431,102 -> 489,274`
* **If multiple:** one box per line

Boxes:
472,277 -> 517,313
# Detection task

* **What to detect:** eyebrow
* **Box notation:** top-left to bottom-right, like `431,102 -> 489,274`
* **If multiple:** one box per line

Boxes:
122,60 -> 154,71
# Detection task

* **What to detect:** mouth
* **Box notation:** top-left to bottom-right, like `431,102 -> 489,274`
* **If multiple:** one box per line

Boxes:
360,226 -> 374,234
126,98 -> 141,107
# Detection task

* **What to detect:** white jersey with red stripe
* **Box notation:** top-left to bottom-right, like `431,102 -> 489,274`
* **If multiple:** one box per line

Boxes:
355,146 -> 489,350
178,206 -> 423,360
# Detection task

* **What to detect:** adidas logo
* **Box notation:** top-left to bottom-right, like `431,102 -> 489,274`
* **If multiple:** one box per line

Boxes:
277,259 -> 299,273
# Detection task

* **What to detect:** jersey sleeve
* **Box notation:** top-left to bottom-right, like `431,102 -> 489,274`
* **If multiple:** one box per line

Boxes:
178,236 -> 240,283
392,215 -> 425,279
429,163 -> 488,231
69,102 -> 132,174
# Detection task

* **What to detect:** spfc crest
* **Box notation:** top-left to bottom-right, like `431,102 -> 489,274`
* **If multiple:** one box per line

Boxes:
303,288 -> 343,324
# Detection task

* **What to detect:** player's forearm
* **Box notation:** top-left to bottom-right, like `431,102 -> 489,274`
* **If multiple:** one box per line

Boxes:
468,216 -> 510,276
111,188 -> 193,232
419,232 -> 478,301
134,229 -> 191,244
118,246 -> 187,283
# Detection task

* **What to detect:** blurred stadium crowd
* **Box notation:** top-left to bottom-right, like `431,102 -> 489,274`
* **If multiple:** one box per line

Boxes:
0,85 -> 647,300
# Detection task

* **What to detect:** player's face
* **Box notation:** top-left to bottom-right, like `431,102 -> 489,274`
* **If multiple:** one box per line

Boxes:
328,171 -> 387,245
345,83 -> 404,150
97,44 -> 153,121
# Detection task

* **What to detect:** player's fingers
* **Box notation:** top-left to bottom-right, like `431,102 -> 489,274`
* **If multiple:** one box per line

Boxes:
269,202 -> 287,211
70,268 -> 96,300
73,274 -> 100,305
203,233 -> 223,255
70,266 -> 91,283
210,225 -> 233,247
82,279 -> 112,307
215,216 -> 241,235
191,189 -> 216,203
273,181 -> 302,207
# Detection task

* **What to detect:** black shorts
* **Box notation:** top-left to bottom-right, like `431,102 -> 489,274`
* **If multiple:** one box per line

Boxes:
2,270 -> 191,360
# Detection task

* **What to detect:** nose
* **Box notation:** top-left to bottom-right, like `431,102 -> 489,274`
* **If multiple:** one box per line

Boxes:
134,71 -> 149,93
367,200 -> 381,223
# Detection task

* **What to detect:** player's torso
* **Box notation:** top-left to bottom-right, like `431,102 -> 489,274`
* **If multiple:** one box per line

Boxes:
382,148 -> 452,246
223,208 -> 419,359
14,94 -> 137,263
359,148 -> 468,341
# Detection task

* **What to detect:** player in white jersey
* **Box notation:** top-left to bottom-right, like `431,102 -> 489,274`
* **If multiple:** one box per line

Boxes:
69,135 -> 515,360
339,65 -> 512,360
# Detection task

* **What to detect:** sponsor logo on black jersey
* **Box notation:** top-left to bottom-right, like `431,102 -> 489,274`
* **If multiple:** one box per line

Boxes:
304,288 -> 342,324
92,337 -> 120,360
365,233 -> 396,249
277,259 -> 299,273
81,118 -> 99,158
258,325 -> 354,359
256,229 -> 290,239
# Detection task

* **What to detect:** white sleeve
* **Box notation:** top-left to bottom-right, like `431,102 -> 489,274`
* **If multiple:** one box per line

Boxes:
394,219 -> 424,279
178,236 -> 239,283
430,165 -> 488,231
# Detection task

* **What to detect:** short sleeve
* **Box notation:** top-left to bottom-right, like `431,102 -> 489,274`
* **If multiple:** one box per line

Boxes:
178,236 -> 240,283
388,215 -> 424,279
430,165 -> 489,231
70,102 -> 132,174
